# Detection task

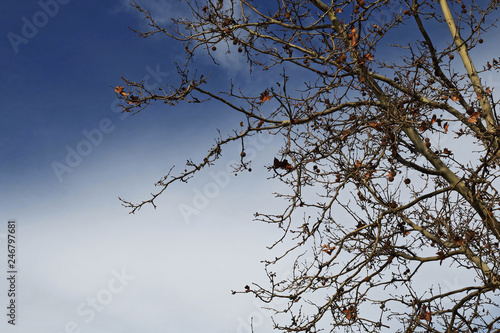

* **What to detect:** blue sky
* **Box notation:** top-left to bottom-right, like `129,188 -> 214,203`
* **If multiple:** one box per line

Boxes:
1,1 -> 500,332
1,1 -> 289,332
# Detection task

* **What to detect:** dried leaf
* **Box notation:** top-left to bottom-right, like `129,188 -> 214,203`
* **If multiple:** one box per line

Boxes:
468,111 -> 481,123
454,236 -> 463,246
273,158 -> 293,171
419,307 -> 432,322
431,114 -> 437,124
115,86 -> 129,96
127,95 -> 140,105
454,128 -> 465,138
343,306 -> 356,320
322,244 -> 336,255
419,121 -> 429,132
369,122 -> 382,131
350,27 -> 358,47
443,122 -> 449,133
437,250 -> 446,264
260,90 -> 272,102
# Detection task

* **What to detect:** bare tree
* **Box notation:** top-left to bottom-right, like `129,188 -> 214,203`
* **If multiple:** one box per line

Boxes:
116,0 -> 500,331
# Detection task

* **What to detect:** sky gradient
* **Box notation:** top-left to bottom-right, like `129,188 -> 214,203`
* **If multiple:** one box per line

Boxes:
1,1 -> 288,332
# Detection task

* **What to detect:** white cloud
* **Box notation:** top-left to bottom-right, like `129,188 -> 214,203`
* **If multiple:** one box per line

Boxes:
118,0 -> 188,25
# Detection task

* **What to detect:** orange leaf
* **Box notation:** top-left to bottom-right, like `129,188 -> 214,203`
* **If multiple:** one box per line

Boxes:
260,90 -> 272,102
419,306 -> 432,322
451,95 -> 459,101
443,122 -> 449,133
322,244 -> 336,255
468,112 -> 481,123
369,122 -> 382,131
356,160 -> 362,168
437,250 -> 446,264
419,121 -> 428,132
115,86 -> 129,97
343,306 -> 356,320
350,27 -> 358,47
486,87 -> 492,94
